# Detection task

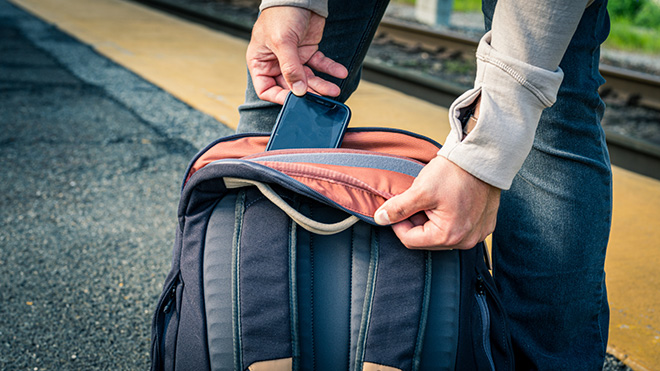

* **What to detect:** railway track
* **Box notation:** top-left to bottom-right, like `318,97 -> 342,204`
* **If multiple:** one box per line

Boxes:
134,0 -> 660,180
379,19 -> 660,108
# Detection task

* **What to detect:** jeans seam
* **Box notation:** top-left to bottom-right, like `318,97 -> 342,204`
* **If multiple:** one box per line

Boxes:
595,276 -> 607,358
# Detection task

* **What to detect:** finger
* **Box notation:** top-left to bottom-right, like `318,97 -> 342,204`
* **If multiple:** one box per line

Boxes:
270,40 -> 308,96
387,212 -> 428,239
393,207 -> 488,250
252,80 -> 288,105
274,73 -> 287,89
305,68 -> 341,97
308,85 -> 323,96
392,220 -> 452,250
409,212 -> 429,227
394,220 -> 479,250
248,70 -> 290,105
306,51 -> 348,80
374,187 -> 432,226
246,56 -> 284,103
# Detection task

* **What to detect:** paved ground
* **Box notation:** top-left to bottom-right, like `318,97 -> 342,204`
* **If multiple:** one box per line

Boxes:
0,1 -> 231,369
2,0 -> 659,369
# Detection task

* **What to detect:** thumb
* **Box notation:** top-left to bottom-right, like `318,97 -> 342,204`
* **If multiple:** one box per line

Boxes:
374,188 -> 427,226
274,44 -> 308,96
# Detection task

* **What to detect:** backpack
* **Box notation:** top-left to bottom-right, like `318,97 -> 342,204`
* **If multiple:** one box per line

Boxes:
150,128 -> 514,371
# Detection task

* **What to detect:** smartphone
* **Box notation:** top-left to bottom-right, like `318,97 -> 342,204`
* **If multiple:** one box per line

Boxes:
266,92 -> 351,151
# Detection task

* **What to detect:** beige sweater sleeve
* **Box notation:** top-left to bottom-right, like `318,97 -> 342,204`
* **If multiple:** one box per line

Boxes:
259,0 -> 328,17
438,0 -> 591,189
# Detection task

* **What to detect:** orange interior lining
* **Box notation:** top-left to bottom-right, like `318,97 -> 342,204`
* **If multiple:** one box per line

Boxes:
187,131 -> 439,183
257,161 -> 416,216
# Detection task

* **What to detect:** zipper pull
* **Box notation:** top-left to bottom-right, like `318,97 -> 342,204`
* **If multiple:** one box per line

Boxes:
162,285 -> 177,314
476,275 -> 485,296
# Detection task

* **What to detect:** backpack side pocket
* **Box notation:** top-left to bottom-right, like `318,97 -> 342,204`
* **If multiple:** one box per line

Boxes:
152,273 -> 182,371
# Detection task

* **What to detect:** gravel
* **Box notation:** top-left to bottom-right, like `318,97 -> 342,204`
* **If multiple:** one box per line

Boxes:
0,1 -> 230,369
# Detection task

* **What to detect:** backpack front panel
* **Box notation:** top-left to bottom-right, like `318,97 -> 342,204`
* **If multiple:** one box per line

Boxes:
151,129 -> 513,371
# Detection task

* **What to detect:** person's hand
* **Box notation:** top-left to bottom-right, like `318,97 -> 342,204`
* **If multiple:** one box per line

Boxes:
374,156 -> 501,250
246,6 -> 349,104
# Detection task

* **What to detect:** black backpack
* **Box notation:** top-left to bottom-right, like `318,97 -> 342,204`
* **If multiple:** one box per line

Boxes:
151,128 -> 514,371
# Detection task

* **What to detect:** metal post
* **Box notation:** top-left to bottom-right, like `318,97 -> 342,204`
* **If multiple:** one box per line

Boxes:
415,0 -> 454,27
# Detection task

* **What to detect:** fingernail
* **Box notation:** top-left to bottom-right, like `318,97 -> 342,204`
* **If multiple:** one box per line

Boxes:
374,209 -> 390,225
292,81 -> 306,96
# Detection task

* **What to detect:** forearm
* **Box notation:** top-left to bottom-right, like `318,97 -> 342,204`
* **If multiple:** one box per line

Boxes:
439,0 -> 592,189
259,0 -> 328,17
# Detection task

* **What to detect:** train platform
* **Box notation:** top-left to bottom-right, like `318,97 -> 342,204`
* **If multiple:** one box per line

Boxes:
0,0 -> 658,369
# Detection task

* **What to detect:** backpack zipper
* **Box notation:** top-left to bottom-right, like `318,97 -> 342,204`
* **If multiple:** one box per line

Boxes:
476,275 -> 496,371
156,279 -> 178,370
162,284 -> 176,314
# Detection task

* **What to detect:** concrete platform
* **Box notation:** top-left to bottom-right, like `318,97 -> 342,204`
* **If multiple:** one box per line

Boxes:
8,0 -> 450,141
5,0 -> 660,369
0,1 -> 229,367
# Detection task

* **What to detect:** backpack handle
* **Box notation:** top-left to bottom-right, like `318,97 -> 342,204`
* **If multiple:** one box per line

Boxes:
224,178 -> 360,235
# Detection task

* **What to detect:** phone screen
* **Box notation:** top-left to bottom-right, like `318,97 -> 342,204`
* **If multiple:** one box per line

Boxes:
266,93 -> 351,151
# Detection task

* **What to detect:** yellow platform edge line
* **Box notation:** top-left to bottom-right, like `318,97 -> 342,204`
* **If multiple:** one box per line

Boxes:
8,0 -> 450,141
9,0 -> 660,369
608,345 -> 653,371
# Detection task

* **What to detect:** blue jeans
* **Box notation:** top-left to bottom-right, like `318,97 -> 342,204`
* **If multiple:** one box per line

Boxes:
484,0 -> 612,369
237,1 -> 612,369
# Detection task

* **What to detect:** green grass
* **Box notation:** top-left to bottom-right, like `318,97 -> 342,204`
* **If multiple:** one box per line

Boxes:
392,0 -> 481,11
451,0 -> 481,13
605,0 -> 660,55
392,0 -> 660,55
606,17 -> 660,54
391,0 -> 416,5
